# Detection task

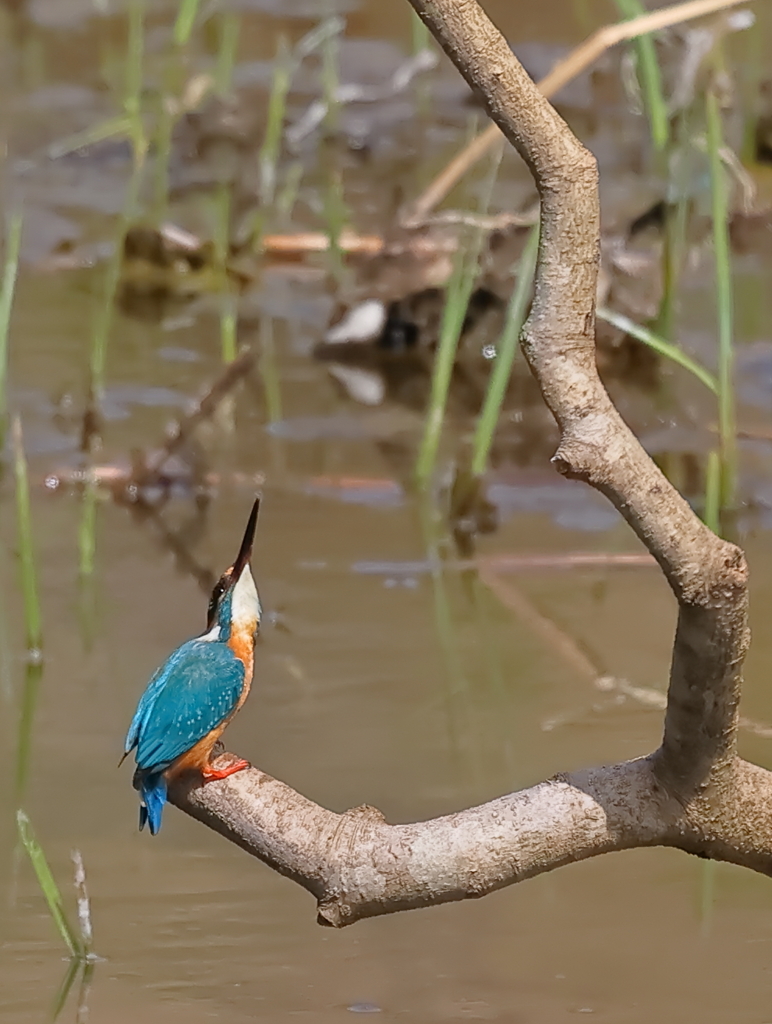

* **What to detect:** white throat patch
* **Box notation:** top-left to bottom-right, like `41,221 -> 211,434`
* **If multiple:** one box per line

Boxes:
231,563 -> 261,631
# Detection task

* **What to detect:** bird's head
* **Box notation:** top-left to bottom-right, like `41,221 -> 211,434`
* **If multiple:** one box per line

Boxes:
206,498 -> 261,642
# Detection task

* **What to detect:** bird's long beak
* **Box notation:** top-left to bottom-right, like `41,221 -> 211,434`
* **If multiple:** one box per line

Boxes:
231,497 -> 260,580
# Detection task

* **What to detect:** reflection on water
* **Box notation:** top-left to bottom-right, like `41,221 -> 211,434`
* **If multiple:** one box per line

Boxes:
2,1 -> 772,1023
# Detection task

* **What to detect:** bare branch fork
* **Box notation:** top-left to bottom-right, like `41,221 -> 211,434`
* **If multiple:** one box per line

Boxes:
170,0 -> 767,928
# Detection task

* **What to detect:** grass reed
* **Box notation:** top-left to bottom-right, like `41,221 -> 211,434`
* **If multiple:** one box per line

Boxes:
470,223 -> 539,478
88,159 -> 144,424
11,417 -> 42,660
414,148 -> 503,488
212,182 -> 238,365
706,82 -> 736,513
320,27 -> 347,279
125,0 -> 148,159
0,210 -> 22,447
15,661 -> 43,797
173,0 -> 202,47
414,242 -> 481,488
16,814 -> 98,1020
214,10 -> 240,97
89,0 -> 147,423
597,307 -> 717,392
16,812 -> 82,958
220,293 -> 238,366
614,0 -> 669,152
276,160 -> 304,224
10,419 -> 46,789
703,449 -> 721,534
259,37 -> 292,209
78,476 -> 98,578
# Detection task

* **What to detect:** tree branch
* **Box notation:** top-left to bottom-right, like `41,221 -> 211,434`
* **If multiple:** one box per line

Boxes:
168,0 -> 761,925
174,759 -> 666,927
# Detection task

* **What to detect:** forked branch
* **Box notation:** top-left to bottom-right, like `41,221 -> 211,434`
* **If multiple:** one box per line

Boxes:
170,0 -> 763,926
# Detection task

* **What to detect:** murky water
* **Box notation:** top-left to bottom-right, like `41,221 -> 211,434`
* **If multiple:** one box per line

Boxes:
2,2 -> 772,1022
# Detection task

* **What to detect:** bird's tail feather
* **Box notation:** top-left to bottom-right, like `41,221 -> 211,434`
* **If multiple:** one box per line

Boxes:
138,773 -> 168,835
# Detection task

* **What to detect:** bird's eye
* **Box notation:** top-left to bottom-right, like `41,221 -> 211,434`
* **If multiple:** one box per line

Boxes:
207,579 -> 228,624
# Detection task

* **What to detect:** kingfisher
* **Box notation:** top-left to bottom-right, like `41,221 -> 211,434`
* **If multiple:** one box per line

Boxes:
122,498 -> 261,835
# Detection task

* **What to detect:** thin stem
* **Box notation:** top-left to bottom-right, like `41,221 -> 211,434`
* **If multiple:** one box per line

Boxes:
125,0 -> 147,158
16,811 -> 82,959
215,11 -> 239,97
173,0 -> 201,47
259,37 -> 292,208
0,210 -> 22,444
414,243 -> 478,487
470,223 -> 539,477
703,449 -> 721,535
415,147 -> 502,487
90,159 -> 144,410
78,476 -> 98,578
614,0 -> 669,152
597,306 -> 717,393
706,84 -> 736,510
11,417 -> 42,658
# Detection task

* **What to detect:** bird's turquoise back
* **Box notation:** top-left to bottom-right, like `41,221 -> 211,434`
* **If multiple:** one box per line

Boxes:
125,637 -> 246,834
126,637 -> 246,771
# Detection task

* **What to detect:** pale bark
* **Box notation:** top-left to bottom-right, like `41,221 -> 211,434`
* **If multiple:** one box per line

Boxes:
170,0 -> 768,927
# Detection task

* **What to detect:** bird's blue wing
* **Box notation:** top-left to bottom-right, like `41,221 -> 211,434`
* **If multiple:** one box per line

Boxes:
124,643 -> 191,755
126,639 -> 245,772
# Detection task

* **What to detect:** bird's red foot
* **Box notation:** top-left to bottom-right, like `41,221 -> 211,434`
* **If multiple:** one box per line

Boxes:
202,757 -> 250,781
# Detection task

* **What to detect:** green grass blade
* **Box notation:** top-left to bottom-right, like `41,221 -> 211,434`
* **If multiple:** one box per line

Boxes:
706,84 -> 736,510
215,11 -> 240,97
124,1 -> 147,158
220,295 -> 237,365
12,417 -> 43,658
173,0 -> 201,47
0,211 -> 23,442
319,27 -> 347,278
47,115 -> 132,161
276,161 -> 304,224
294,15 -> 345,63
78,475 -> 98,578
213,183 -> 237,365
414,245 -> 477,487
259,37 -> 292,208
14,662 -> 44,797
470,223 -> 539,477
90,157 -> 144,412
704,449 -> 721,534
415,145 -> 502,487
614,0 -> 669,152
16,811 -> 82,959
596,307 -> 718,393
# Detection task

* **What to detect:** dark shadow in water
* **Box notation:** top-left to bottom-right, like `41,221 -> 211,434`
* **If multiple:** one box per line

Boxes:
123,497 -> 217,596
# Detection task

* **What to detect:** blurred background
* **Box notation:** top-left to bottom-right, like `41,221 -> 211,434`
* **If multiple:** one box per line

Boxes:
1,0 -> 772,1021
